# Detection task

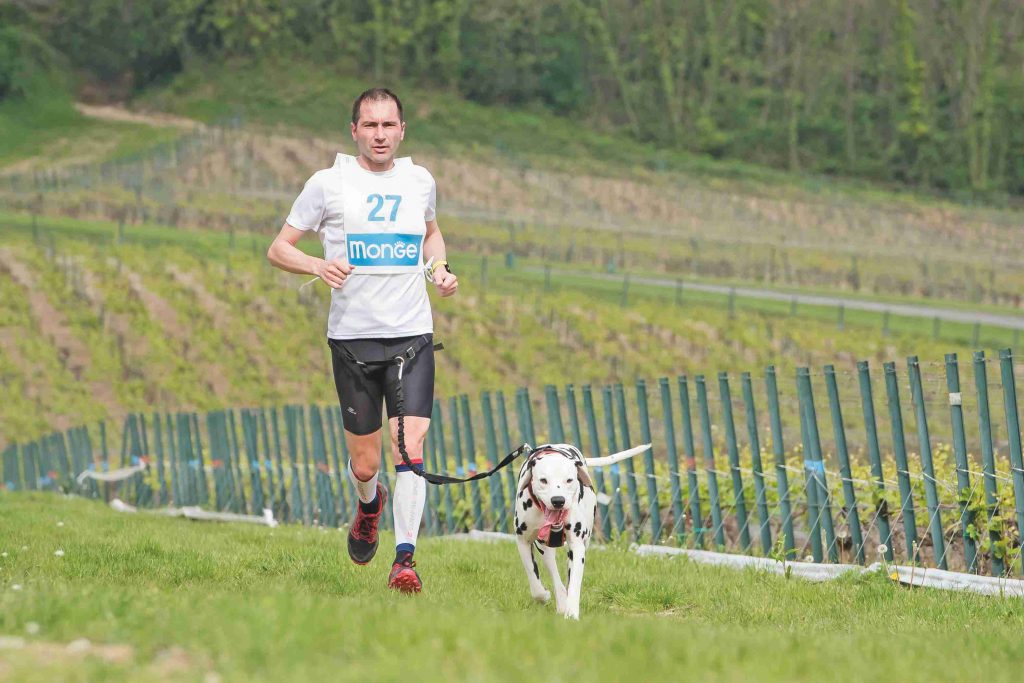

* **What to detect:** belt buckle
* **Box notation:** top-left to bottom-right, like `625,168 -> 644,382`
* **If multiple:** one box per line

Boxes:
404,345 -> 416,360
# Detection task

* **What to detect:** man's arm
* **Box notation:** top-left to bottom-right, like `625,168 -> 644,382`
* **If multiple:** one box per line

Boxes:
267,223 -> 353,289
423,219 -> 457,297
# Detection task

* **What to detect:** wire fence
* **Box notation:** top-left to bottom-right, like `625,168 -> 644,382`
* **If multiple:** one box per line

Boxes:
5,347 -> 1024,577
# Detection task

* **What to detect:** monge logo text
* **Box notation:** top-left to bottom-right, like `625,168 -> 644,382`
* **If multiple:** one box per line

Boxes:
347,233 -> 422,267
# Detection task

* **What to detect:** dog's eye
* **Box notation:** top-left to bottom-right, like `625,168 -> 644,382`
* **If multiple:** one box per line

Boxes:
539,478 -> 548,484
566,478 -> 573,484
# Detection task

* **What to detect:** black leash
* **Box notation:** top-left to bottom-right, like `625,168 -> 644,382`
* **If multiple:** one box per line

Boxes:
331,337 -> 530,485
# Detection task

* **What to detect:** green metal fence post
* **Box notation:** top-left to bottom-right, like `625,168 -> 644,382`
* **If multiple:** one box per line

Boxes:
2,444 -> 18,492
797,381 -> 824,563
614,383 -> 643,536
165,415 -> 180,506
23,443 -> 37,491
227,409 -> 248,513
423,418 -> 440,534
678,376 -> 704,548
481,391 -> 506,531
284,406 -> 303,524
801,370 -> 838,563
206,412 -> 228,511
695,375 -> 726,549
244,410 -> 267,514
601,385 -> 628,535
297,406 -> 315,524
718,372 -> 751,551
857,361 -> 894,562
659,378 -> 686,544
100,419 -> 110,500
740,373 -> 773,555
309,405 -> 336,527
259,409 -> 279,515
565,385 -> 584,453
764,367 -> 795,557
325,408 -> 349,524
523,387 -> 538,445
152,412 -> 168,505
459,394 -> 484,530
270,407 -> 288,520
824,365 -> 865,565
449,396 -> 468,529
545,385 -> 565,442
176,414 -> 194,504
907,356 -> 947,569
191,412 -> 209,504
495,391 -> 519,514
998,348 -> 1024,576
973,351 -> 1005,576
583,385 -> 614,540
883,362 -> 919,563
944,354 -> 978,572
635,379 -> 663,542
433,399 -> 457,533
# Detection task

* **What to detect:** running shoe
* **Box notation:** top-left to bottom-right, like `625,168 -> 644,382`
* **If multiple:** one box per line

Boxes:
347,482 -> 388,565
388,552 -> 422,593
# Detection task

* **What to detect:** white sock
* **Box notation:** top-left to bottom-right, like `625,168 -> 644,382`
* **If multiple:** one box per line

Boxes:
347,460 -> 379,506
393,467 -> 425,553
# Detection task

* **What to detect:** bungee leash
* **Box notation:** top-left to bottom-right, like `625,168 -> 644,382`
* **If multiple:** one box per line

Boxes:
331,337 -> 530,485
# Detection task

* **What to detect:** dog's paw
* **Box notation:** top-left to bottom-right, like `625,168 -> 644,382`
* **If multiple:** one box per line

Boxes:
532,588 -> 551,604
563,609 -> 580,621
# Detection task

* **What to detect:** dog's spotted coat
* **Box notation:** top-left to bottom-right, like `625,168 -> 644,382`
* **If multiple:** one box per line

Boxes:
513,444 -> 597,620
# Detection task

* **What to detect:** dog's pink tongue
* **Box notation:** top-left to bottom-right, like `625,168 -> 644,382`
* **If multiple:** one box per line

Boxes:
544,509 -> 568,525
538,508 -> 570,543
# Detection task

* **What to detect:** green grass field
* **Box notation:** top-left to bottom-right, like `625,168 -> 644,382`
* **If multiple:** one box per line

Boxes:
2,493 -> 1024,682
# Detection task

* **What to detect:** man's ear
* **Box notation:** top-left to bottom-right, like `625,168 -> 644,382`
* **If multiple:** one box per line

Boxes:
575,462 -> 593,489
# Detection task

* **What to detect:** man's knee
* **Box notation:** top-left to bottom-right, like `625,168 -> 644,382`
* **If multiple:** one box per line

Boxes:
349,456 -> 379,482
346,432 -> 382,481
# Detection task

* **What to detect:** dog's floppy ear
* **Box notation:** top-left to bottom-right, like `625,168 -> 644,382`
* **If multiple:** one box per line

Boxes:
518,456 -> 536,493
575,462 -> 593,489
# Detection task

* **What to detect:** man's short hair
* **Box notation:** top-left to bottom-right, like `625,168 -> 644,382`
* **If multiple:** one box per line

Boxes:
351,88 -> 404,124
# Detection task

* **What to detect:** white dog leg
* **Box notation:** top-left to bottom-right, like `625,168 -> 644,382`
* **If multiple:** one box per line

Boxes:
536,542 -> 567,614
517,537 -> 550,603
564,541 -> 586,620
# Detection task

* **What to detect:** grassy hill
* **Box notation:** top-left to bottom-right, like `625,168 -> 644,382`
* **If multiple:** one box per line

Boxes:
2,493 -> 1023,682
0,209 -> 1004,448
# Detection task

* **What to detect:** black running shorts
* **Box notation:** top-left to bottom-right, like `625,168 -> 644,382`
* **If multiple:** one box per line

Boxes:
327,334 -> 436,436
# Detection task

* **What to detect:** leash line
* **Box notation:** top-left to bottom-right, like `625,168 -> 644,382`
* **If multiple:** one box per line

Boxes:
332,337 -> 530,486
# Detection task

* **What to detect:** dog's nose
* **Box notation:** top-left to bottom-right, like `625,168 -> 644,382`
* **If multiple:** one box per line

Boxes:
550,496 -> 566,509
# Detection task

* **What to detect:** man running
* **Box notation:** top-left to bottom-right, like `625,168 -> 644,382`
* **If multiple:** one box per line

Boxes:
267,88 -> 457,593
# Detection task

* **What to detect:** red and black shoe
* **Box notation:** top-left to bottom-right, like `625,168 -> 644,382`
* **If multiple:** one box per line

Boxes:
347,482 -> 388,565
388,552 -> 422,593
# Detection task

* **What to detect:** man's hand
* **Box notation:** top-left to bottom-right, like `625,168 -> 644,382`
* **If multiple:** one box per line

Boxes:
433,266 -> 458,297
314,258 -> 354,289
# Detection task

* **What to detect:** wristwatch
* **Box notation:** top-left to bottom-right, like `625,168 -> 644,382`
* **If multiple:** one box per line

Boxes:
429,260 -> 453,276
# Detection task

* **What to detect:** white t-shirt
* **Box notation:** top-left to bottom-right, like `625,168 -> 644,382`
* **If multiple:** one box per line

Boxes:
286,154 -> 436,340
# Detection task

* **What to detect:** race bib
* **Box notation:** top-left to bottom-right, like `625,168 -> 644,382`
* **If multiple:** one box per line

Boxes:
346,232 -> 423,269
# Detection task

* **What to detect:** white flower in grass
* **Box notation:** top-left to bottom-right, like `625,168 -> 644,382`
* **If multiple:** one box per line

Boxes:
25,622 -> 39,635
1,552 -> 7,558
57,522 -> 64,527
11,584 -> 22,591
877,543 -> 889,555
54,550 -> 64,557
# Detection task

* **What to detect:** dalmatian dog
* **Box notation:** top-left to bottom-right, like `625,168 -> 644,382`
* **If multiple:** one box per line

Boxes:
513,443 -> 649,620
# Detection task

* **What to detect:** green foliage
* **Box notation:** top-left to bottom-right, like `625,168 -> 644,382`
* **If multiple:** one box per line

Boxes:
9,0 -> 1024,196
